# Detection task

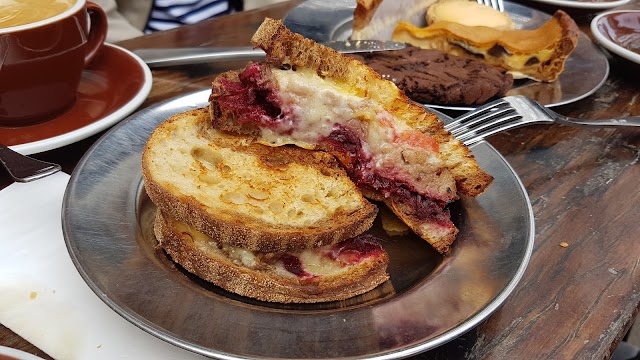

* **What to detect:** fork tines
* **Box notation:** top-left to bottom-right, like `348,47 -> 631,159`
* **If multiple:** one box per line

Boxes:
445,99 -> 522,146
476,0 -> 504,12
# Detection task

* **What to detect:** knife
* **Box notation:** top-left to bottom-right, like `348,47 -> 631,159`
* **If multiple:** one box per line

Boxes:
133,40 -> 406,68
0,144 -> 61,183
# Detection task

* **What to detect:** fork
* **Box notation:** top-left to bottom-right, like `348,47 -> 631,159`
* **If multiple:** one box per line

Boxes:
446,96 -> 640,146
477,0 -> 504,12
0,145 -> 61,182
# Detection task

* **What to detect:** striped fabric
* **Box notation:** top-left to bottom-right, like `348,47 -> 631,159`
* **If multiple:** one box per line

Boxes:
145,0 -> 234,32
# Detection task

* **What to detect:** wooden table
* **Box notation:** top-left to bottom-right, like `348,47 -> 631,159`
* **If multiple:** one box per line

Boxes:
2,0 -> 639,358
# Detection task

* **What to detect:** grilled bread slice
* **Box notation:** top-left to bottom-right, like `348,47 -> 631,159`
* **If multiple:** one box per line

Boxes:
142,108 -> 378,253
154,211 -> 390,303
209,18 -> 492,253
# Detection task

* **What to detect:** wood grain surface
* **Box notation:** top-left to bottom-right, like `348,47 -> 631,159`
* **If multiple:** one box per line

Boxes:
1,0 -> 639,359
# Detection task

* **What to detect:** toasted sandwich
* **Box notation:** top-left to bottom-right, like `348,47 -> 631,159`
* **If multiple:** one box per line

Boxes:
142,108 -> 378,252
209,18 -> 493,253
142,108 -> 389,303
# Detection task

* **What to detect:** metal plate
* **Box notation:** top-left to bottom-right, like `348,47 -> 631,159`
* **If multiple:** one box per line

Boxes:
283,0 -> 609,111
63,89 -> 534,359
527,0 -> 631,9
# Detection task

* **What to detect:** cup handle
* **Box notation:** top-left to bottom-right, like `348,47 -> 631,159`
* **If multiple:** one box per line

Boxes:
84,1 -> 108,66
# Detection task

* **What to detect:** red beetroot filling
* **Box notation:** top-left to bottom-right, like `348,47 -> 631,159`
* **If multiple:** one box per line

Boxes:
328,234 -> 385,265
212,63 -> 288,130
323,125 -> 452,226
278,235 -> 385,279
279,254 -> 311,278
214,63 -> 453,227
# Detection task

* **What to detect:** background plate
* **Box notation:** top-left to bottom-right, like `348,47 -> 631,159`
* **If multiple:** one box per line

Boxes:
63,89 -> 534,359
526,0 -> 632,9
283,0 -> 609,111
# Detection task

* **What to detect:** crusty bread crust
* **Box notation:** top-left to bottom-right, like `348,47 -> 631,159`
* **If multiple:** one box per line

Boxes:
386,200 -> 457,253
154,211 -> 390,303
142,108 -> 378,252
352,0 -> 384,33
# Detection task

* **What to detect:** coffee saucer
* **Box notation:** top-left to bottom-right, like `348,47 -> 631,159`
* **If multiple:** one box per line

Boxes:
0,43 -> 152,155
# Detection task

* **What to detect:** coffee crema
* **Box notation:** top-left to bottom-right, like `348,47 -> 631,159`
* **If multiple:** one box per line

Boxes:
0,0 -> 75,28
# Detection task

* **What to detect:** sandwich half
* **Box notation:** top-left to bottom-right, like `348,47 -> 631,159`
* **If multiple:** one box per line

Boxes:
142,108 -> 389,303
209,18 -> 493,253
142,108 -> 378,253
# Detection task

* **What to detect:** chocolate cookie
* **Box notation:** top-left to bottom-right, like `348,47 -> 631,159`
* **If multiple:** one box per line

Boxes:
349,45 -> 513,105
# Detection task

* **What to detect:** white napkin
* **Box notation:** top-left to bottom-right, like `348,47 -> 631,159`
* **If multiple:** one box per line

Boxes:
0,173 -> 206,360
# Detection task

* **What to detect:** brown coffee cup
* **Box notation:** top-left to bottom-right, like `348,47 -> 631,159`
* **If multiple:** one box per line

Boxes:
0,0 -> 108,127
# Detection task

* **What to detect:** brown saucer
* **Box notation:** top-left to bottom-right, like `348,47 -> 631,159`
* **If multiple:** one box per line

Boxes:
1,43 -> 152,155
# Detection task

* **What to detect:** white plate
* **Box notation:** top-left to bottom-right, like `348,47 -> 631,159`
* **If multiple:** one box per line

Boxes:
0,346 -> 46,360
1,44 -> 152,155
525,0 -> 631,9
591,10 -> 640,64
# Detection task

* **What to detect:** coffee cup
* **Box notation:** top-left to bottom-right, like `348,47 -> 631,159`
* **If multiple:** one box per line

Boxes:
0,0 -> 108,127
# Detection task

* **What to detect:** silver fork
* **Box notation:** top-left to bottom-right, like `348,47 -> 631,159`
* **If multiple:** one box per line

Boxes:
477,0 -> 504,12
446,96 -> 640,146
0,145 -> 61,182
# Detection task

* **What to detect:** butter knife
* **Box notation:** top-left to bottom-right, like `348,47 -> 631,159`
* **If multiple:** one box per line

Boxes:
133,40 -> 406,68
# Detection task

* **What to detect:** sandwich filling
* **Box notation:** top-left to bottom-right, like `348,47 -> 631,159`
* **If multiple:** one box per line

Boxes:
211,63 -> 458,228
173,219 -> 386,280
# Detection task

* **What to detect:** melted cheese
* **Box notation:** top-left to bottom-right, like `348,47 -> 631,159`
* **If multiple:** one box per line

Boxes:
175,218 -> 350,277
260,68 -> 407,147
298,248 -> 345,276
258,68 -> 453,200
176,221 -> 259,268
